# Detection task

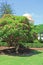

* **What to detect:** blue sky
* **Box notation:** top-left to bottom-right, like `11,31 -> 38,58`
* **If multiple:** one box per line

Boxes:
0,0 -> 43,25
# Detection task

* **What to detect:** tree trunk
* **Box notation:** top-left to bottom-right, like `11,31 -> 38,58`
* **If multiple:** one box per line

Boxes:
15,44 -> 19,54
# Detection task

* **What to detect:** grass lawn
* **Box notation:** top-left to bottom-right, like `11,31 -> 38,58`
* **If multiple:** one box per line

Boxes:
0,50 -> 43,65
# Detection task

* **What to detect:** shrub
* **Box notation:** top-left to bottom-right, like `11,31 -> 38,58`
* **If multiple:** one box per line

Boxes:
23,42 -> 43,48
0,42 -> 8,46
33,43 -> 43,48
34,40 -> 39,43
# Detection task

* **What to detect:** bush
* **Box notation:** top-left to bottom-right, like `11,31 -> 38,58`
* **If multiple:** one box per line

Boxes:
34,40 -> 39,43
23,42 -> 43,48
32,43 -> 42,48
0,42 -> 8,46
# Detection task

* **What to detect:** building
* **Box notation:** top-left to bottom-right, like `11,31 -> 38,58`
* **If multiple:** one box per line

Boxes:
38,33 -> 43,41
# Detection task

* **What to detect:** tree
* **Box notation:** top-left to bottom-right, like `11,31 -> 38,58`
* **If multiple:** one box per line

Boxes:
0,14 -> 34,53
0,2 -> 12,17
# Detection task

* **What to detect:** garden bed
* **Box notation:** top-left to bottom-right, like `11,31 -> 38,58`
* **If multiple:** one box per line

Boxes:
0,46 -> 43,55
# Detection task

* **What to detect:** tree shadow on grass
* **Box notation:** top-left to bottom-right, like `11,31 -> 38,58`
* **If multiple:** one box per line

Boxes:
0,48 -> 42,57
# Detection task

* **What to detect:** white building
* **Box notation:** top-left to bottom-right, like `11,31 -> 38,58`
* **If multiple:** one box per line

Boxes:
38,33 -> 43,41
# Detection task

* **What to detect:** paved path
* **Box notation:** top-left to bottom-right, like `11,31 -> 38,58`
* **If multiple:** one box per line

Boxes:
30,48 -> 43,50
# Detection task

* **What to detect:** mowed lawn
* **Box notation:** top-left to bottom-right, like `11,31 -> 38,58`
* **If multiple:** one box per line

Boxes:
0,50 -> 43,65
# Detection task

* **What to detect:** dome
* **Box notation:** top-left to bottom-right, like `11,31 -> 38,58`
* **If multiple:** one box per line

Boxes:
23,13 -> 34,22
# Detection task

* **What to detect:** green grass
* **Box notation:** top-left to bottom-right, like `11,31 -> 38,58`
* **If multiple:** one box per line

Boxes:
0,50 -> 43,65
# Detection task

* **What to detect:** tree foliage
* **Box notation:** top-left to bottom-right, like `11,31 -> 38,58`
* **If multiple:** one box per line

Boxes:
34,24 -> 43,33
0,2 -> 12,17
0,14 -> 34,44
0,14 -> 35,53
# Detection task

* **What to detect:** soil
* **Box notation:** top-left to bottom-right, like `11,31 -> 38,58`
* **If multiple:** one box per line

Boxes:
0,46 -> 43,55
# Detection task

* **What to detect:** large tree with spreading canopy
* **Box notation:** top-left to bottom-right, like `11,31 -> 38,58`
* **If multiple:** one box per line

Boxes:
0,14 -> 34,53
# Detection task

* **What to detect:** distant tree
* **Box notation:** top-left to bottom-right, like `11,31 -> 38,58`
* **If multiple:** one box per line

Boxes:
0,2 -> 12,17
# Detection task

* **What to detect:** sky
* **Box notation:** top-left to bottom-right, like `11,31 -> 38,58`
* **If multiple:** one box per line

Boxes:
0,0 -> 43,25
